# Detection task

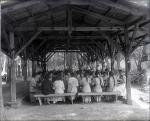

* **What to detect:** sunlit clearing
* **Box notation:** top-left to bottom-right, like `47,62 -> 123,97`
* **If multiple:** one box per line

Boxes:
128,0 -> 148,7
132,88 -> 149,110
0,0 -> 8,4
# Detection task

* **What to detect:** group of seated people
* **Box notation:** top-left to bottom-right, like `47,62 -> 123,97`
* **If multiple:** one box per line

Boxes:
29,69 -> 126,104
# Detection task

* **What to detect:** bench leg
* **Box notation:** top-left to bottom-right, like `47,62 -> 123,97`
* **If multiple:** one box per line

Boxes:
70,96 -> 73,104
83,96 -> 85,104
38,97 -> 42,106
115,95 -> 118,102
98,96 -> 101,102
116,95 -> 118,101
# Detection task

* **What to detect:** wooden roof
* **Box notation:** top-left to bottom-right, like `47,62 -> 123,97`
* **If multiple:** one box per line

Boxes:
1,0 -> 150,60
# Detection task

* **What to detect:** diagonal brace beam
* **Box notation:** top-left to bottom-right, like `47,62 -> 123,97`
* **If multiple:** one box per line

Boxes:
15,31 -> 41,58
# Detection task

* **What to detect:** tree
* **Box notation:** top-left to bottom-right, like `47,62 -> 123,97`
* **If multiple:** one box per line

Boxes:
131,46 -> 144,72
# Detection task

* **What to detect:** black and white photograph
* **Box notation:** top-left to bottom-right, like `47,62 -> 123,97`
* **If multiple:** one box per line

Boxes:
0,0 -> 150,120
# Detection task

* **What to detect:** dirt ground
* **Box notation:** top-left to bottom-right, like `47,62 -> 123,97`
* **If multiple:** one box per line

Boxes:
3,101 -> 149,121
2,82 -> 150,121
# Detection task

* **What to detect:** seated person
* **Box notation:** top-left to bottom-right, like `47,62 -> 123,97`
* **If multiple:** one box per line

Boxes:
67,72 -> 79,102
114,70 -> 126,98
41,74 -> 54,104
29,74 -> 40,103
106,71 -> 116,92
87,72 -> 93,86
29,74 -> 37,93
92,71 -> 102,102
98,72 -> 104,88
37,73 -> 45,90
41,74 -> 53,95
80,73 -> 91,103
105,71 -> 116,101
53,75 -> 65,103
102,72 -> 109,91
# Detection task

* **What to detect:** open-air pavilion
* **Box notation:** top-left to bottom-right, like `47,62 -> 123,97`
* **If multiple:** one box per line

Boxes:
0,0 -> 150,120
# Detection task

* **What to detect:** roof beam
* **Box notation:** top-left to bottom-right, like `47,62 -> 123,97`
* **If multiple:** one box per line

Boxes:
72,6 -> 124,25
2,0 -> 148,18
38,36 -> 104,40
94,0 -> 148,17
14,26 -> 123,31
13,5 -> 66,26
2,1 -> 41,14
28,39 -> 47,59
2,0 -> 92,15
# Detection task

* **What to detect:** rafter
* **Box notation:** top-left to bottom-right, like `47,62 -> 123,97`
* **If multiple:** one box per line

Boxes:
14,26 -> 123,31
46,52 -> 56,62
28,39 -> 47,59
13,5 -> 66,26
94,0 -> 148,17
72,6 -> 124,25
15,31 -> 41,58
130,34 -> 148,55
2,1 -> 41,14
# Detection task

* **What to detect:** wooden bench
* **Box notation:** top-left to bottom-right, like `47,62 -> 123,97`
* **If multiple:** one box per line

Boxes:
78,91 -> 121,103
33,93 -> 76,105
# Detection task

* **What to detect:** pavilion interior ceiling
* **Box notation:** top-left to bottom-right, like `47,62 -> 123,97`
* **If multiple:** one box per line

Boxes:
1,0 -> 150,60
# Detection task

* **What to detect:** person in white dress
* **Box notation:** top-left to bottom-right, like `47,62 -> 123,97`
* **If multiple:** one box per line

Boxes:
92,72 -> 103,102
80,73 -> 91,103
53,79 -> 65,103
67,72 -> 79,102
114,70 -> 126,98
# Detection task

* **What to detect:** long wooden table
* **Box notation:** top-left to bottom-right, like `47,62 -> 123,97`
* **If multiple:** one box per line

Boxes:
78,91 -> 121,103
34,93 -> 76,105
33,91 -> 121,105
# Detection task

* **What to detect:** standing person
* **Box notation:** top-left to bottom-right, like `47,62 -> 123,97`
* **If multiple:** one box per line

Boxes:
67,72 -> 79,103
53,73 -> 65,103
80,72 -> 91,103
92,71 -> 103,102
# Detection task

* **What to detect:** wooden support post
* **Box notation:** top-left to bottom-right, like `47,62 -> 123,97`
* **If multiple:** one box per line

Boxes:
32,61 -> 36,76
64,52 -> 66,70
61,71 -> 63,81
22,60 -> 27,82
23,47 -> 27,82
0,3 -> 4,118
0,57 -> 3,120
10,31 -> 17,107
7,57 -> 11,85
110,56 -> 115,72
43,60 -> 46,72
125,54 -> 132,105
124,27 -> 132,105
148,0 -> 150,36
